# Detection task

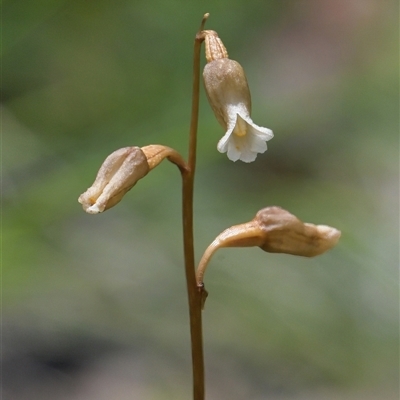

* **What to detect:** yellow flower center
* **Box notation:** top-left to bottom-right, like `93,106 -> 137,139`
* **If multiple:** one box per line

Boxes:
233,117 -> 247,137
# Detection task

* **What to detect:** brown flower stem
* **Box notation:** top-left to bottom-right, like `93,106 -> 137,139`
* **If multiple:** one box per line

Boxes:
196,221 -> 263,287
181,13 -> 208,400
141,145 -> 188,173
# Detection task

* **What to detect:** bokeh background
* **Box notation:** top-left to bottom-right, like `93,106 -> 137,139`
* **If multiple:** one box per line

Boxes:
3,0 -> 399,399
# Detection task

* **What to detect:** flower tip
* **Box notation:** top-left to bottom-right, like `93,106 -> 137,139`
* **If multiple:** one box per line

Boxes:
85,204 -> 103,214
299,223 -> 341,257
254,207 -> 341,257
316,224 -> 342,246
77,193 -> 104,214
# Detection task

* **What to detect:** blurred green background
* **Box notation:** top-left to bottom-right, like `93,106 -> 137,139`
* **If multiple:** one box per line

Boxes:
3,0 -> 399,399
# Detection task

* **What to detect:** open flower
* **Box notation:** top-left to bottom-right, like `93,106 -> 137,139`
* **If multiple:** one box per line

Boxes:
215,101 -> 274,163
202,30 -> 273,162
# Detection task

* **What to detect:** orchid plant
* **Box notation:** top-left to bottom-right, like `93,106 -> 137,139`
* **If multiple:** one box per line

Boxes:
78,14 -> 340,400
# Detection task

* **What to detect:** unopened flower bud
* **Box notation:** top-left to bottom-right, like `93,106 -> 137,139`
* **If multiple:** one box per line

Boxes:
196,206 -> 340,286
78,147 -> 149,214
254,207 -> 341,257
202,30 -> 273,163
78,145 -> 187,214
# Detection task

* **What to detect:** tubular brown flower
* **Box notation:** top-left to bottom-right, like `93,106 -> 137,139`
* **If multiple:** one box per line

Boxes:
196,206 -> 341,286
78,145 -> 187,214
202,30 -> 273,162
78,147 -> 150,214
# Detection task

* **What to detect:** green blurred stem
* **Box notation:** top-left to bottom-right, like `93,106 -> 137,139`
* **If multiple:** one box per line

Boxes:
181,14 -> 208,400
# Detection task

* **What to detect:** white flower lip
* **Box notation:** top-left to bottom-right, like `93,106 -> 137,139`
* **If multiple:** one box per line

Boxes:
217,112 -> 274,163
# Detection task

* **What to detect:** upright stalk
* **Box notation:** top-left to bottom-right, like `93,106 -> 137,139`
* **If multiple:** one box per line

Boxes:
181,13 -> 208,400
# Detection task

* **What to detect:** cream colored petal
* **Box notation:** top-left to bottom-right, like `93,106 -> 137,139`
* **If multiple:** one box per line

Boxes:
229,133 -> 256,163
223,115 -> 273,162
226,139 -> 242,161
217,128 -> 234,153
248,132 -> 268,153
240,114 -> 274,141
238,148 -> 258,163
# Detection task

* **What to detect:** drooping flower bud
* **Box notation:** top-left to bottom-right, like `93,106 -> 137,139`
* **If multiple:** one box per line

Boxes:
78,147 -> 149,214
78,145 -> 187,214
202,30 -> 273,163
196,206 -> 341,286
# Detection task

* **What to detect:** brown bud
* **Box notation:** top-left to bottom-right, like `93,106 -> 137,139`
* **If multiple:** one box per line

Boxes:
78,147 -> 149,214
196,206 -> 341,285
78,145 -> 187,214
255,207 -> 341,257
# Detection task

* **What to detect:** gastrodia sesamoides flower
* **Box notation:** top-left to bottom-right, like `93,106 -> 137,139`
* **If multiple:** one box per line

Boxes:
202,30 -> 273,163
78,145 -> 186,214
78,147 -> 149,214
196,206 -> 341,286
